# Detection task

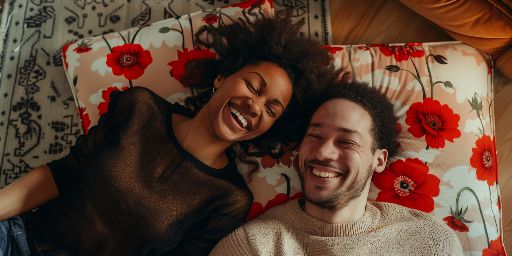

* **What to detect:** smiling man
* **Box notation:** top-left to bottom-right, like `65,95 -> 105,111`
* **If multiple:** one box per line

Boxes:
210,81 -> 463,256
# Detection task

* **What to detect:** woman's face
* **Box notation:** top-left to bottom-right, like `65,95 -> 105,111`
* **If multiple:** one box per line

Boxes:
207,61 -> 293,143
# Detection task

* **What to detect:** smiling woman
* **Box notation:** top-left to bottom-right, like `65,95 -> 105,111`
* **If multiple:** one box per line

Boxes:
0,12 -> 334,256
207,62 -> 292,143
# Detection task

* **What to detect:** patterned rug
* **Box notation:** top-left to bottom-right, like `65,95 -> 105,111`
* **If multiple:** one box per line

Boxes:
0,0 -> 331,188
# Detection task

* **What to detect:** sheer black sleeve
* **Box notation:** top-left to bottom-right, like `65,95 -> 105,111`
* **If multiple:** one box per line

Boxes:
47,89 -> 125,195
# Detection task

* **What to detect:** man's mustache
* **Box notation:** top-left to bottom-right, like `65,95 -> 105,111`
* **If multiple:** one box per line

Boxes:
305,159 -> 338,170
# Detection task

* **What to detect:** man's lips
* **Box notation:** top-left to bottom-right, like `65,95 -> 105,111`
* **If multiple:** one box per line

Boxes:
308,164 -> 344,178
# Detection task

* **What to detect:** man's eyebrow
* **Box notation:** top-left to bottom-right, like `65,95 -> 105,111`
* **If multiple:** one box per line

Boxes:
249,72 -> 267,88
309,123 -> 363,137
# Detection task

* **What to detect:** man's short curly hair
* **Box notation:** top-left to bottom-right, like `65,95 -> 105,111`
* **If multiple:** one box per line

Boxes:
318,81 -> 399,158
182,11 -> 334,155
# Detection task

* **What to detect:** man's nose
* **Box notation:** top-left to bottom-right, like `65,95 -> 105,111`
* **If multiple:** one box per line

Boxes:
316,140 -> 339,161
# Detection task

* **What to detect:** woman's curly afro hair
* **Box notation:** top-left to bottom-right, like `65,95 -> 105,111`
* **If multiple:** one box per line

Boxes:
182,11 -> 335,156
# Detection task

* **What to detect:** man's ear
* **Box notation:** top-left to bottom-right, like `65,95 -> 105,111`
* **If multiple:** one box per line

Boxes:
214,75 -> 224,89
373,149 -> 388,173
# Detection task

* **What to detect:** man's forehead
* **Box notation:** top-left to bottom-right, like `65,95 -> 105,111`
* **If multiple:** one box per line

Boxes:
309,122 -> 361,135
309,99 -> 373,137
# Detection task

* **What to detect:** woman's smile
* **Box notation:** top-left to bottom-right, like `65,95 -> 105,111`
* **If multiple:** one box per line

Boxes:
229,104 -> 251,130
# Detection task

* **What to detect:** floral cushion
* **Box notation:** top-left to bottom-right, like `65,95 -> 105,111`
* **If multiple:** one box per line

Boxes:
62,0 -> 273,134
61,3 -> 505,255
247,42 -> 504,255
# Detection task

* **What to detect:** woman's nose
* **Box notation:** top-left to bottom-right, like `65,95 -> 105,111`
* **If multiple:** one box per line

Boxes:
246,97 -> 263,118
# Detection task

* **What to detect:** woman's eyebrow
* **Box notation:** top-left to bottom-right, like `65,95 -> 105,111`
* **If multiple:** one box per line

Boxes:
269,99 -> 285,111
249,71 -> 284,111
249,72 -> 267,88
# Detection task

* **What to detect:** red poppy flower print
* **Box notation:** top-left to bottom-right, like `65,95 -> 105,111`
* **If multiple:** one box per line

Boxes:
168,48 -> 216,85
246,202 -> 264,221
372,158 -> 440,212
261,150 -> 293,169
443,215 -> 469,232
232,0 -> 271,8
62,42 -> 72,70
470,135 -> 498,186
358,45 -> 371,51
78,107 -> 92,135
74,40 -> 92,53
482,236 -> 506,256
106,44 -> 153,80
98,86 -> 129,116
202,14 -> 219,25
405,98 -> 461,149
322,45 -> 344,54
246,192 -> 303,220
379,43 -> 425,62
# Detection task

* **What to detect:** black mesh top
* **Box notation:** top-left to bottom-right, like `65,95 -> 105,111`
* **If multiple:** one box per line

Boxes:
26,87 -> 252,256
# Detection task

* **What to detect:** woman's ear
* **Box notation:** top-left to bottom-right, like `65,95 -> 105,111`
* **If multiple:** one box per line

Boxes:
214,75 -> 224,89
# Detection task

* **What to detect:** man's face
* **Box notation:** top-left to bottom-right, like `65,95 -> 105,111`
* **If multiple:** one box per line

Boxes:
298,99 -> 387,210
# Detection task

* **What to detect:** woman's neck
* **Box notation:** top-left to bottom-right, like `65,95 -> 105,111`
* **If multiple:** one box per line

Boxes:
172,109 -> 231,169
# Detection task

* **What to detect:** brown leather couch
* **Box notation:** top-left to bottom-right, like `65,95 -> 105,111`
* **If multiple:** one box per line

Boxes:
400,0 -> 512,79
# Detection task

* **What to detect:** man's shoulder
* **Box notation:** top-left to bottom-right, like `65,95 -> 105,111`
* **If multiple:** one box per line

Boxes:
210,201 -> 299,255
370,202 -> 463,254
237,200 -> 301,238
371,202 -> 444,226
247,200 -> 296,227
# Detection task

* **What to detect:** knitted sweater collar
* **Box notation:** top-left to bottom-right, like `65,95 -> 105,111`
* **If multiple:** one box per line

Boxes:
285,200 -> 381,237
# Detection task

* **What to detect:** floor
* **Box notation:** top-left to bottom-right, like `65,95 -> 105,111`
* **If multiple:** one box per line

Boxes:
329,0 -> 512,253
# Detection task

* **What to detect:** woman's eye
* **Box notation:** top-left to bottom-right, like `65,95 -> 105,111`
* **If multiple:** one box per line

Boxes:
265,105 -> 277,118
244,79 -> 259,95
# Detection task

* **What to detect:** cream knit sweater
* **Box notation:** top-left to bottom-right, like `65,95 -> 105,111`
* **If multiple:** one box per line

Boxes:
210,200 -> 463,256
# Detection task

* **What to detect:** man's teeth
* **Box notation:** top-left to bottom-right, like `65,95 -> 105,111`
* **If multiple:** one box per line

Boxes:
312,168 -> 341,178
230,106 -> 248,128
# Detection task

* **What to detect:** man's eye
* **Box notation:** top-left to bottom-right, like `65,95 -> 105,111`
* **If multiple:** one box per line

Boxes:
337,140 -> 357,147
306,133 -> 321,139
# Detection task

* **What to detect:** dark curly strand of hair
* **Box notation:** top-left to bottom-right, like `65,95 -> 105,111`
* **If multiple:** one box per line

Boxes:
181,12 -> 334,159
318,81 -> 399,158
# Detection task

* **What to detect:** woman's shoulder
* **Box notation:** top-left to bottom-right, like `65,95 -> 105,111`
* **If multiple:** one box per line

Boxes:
98,87 -> 174,126
117,86 -> 161,104
111,87 -> 170,113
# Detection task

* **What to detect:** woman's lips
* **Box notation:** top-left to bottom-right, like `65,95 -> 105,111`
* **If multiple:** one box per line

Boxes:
229,105 -> 248,129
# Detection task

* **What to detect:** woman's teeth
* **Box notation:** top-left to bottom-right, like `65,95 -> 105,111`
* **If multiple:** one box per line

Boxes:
230,106 -> 248,129
312,168 -> 341,178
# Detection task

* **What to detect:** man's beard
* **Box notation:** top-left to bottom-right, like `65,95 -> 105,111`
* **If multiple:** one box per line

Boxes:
301,165 -> 374,210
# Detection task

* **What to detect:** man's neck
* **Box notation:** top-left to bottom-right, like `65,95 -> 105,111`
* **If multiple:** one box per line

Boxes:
303,196 -> 368,224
